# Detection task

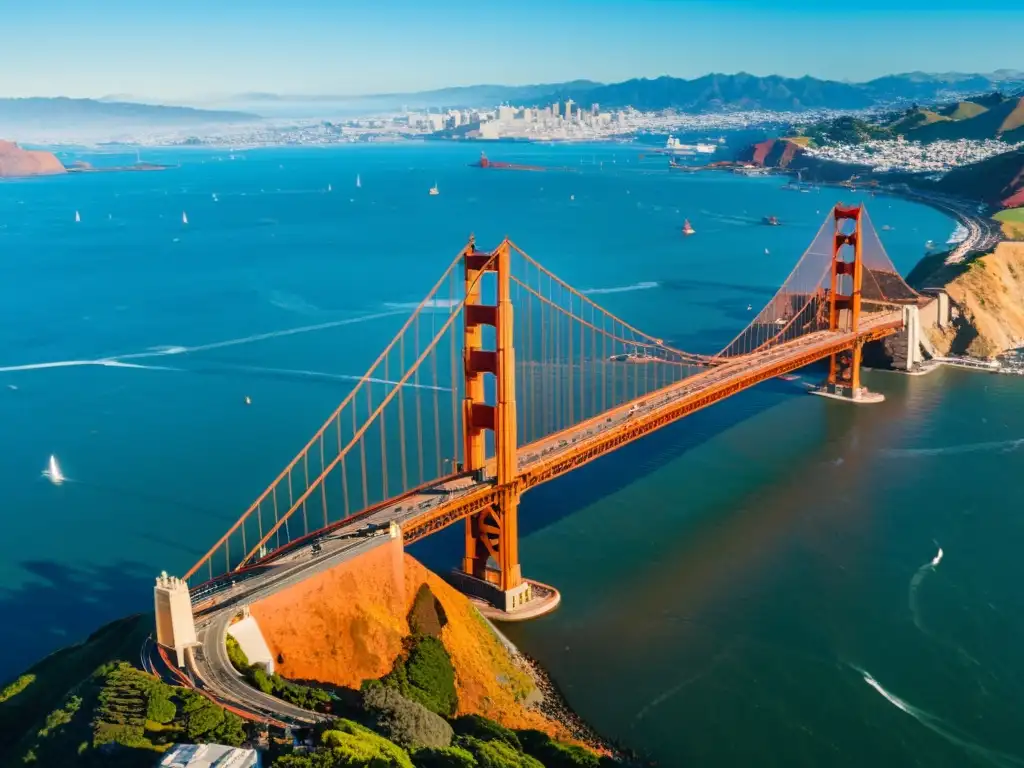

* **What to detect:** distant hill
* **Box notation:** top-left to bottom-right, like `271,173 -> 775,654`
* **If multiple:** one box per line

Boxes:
221,71 -> 1024,115
227,81 -> 602,112
934,148 -> 1024,207
533,73 -> 875,112
791,92 -> 1024,146
0,97 -> 258,129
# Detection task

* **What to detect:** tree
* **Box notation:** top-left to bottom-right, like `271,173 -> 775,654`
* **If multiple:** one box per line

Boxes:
363,685 -> 453,750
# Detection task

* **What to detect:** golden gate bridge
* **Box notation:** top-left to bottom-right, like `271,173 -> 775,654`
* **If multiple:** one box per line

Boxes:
175,203 -> 921,620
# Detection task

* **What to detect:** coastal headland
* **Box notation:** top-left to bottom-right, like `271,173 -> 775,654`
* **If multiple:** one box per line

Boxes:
0,139 -> 65,177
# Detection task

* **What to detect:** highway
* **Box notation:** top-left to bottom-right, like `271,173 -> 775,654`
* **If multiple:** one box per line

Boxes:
178,311 -> 904,725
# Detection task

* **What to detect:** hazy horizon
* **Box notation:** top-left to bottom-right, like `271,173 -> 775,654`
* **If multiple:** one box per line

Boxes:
1,0 -> 1022,101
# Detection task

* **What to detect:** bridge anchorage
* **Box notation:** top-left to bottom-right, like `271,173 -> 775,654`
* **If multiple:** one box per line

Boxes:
155,203 -> 925,670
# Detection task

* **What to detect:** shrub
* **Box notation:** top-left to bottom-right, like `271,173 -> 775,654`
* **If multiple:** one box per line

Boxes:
146,692 -> 177,724
363,685 -> 453,750
226,634 -> 251,673
515,730 -> 602,768
0,674 -> 35,704
382,636 -> 457,717
408,584 -> 448,638
321,719 -> 415,767
451,715 -> 520,751
458,737 -> 543,768
414,745 -> 479,768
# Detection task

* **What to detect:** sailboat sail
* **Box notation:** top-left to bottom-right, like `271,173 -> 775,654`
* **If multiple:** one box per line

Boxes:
75,211 -> 81,223
43,454 -> 65,485
182,211 -> 188,225
356,174 -> 361,188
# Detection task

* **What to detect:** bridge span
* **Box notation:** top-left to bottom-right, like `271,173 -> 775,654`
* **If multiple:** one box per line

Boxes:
152,204 -> 926,719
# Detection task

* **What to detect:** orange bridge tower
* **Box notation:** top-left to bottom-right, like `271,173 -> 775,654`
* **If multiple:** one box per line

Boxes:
814,204 -> 885,404
456,237 -> 539,614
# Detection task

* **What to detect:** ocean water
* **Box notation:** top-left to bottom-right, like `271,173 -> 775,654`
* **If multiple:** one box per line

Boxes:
3,142 -> 1022,765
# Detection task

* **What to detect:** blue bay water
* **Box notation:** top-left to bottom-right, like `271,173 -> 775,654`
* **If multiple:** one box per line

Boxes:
3,142 -> 1022,765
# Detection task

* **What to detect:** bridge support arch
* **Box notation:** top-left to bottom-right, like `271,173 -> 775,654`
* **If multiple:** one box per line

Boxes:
813,205 -> 885,404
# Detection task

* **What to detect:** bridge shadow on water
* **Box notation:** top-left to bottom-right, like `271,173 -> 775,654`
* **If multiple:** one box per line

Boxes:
0,559 -> 153,685
410,364 -> 828,574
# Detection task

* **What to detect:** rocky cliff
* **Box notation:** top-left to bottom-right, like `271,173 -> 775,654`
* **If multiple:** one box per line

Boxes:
250,540 -> 572,740
0,140 -> 65,177
924,242 -> 1024,358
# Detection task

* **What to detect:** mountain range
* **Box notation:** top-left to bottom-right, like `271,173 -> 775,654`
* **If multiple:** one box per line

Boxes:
0,97 -> 257,136
214,70 -> 1024,113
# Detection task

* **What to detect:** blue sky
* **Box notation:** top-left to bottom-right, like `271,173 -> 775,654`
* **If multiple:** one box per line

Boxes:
0,0 -> 1021,100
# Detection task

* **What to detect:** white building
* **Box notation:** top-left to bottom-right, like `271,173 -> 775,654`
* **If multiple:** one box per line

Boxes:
159,743 -> 259,768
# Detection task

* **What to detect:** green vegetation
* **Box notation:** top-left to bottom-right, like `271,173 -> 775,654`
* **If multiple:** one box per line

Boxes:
226,633 -> 334,712
800,115 -> 893,146
0,674 -> 35,704
0,614 -> 152,765
17,661 -> 247,766
994,207 -> 1024,239
265,713 -> 616,768
363,685 -> 454,750
380,636 -> 458,718
945,101 -> 989,121
273,719 -> 414,768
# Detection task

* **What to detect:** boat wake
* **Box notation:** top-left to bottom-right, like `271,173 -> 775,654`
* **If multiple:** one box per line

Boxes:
0,359 -> 178,374
880,438 -> 1024,458
849,664 -> 1024,767
216,364 -> 453,392
268,290 -> 323,317
581,281 -> 659,296
384,299 -> 460,312
0,311 -> 405,375
909,543 -> 943,635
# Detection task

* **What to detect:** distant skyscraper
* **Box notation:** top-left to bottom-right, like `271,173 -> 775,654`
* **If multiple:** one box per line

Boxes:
564,99 -> 574,119
591,103 -> 599,115
552,102 -> 561,118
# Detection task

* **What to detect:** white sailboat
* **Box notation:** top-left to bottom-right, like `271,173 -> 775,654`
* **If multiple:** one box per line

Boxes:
356,174 -> 362,189
74,210 -> 81,223
429,182 -> 439,196
327,183 -> 332,193
43,454 -> 65,485
182,211 -> 188,225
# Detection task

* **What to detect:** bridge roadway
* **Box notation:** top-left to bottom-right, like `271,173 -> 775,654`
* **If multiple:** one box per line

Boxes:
181,311 -> 902,724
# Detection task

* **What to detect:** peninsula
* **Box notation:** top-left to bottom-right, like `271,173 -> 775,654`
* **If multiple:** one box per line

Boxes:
0,139 -> 65,177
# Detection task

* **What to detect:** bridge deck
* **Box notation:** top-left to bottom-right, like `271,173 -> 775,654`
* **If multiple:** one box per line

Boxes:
207,312 -> 901,579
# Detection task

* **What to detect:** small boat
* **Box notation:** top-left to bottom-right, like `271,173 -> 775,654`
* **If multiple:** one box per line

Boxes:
74,210 -> 81,223
43,454 -> 65,485
882,224 -> 894,231
764,248 -> 770,255
570,194 -> 575,201
763,215 -> 780,226
778,374 -> 800,382
212,193 -> 219,202
747,304 -> 753,311
682,219 -> 695,236
925,239 -> 936,250
244,396 -> 252,406
327,184 -> 332,193
182,211 -> 188,225
429,183 -> 439,196
356,174 -> 361,189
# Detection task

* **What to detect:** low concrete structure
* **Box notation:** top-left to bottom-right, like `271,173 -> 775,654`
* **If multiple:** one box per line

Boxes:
154,572 -> 198,667
810,383 -> 885,404
227,613 -> 275,674
447,570 -> 561,620
158,742 -> 259,768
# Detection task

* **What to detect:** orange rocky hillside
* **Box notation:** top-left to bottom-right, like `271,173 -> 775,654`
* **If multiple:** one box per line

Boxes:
250,539 -> 570,739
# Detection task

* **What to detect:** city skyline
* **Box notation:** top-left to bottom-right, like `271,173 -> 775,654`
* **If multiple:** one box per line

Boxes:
0,0 -> 1022,101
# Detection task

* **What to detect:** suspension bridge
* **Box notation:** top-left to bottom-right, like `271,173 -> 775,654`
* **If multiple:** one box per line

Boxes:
154,203 -> 924,688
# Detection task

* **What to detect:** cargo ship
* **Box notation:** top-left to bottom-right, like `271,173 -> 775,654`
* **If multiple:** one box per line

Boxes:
472,152 -> 548,172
